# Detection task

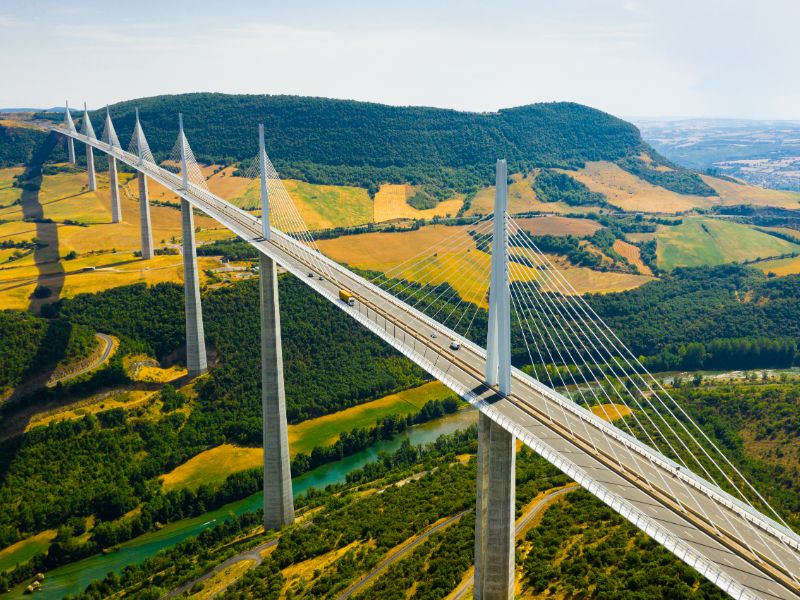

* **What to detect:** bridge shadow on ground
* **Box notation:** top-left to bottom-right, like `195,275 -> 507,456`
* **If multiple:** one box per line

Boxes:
21,132 -> 64,314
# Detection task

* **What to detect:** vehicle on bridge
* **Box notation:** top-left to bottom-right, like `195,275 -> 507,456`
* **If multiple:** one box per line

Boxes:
339,289 -> 355,306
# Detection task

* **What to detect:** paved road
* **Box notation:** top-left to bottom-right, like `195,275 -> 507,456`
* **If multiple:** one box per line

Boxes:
62,129 -> 800,600
162,538 -> 278,599
47,333 -> 115,386
450,485 -> 577,600
337,510 -> 470,600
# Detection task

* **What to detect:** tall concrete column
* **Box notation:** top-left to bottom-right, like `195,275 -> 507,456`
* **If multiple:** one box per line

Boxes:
67,137 -> 76,164
474,413 -> 516,599
259,252 -> 295,530
181,199 -> 207,377
86,144 -> 96,192
109,156 -> 121,223
138,172 -> 154,259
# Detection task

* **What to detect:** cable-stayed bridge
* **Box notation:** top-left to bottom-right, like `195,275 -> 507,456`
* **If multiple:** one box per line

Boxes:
49,105 -> 800,600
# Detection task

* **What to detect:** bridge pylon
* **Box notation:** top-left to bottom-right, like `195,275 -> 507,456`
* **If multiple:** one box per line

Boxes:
133,109 -> 154,259
257,125 -> 294,529
81,103 -> 96,192
177,114 -> 208,377
64,101 -> 76,164
474,159 -> 515,600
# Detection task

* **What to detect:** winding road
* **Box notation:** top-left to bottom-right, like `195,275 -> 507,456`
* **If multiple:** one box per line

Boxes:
449,485 -> 578,600
47,333 -> 116,387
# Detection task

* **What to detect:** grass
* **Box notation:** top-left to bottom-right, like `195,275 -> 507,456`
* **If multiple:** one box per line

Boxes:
467,173 -> 599,216
0,530 -> 57,573
514,216 -> 602,237
0,167 -> 23,209
284,179 -> 373,229
656,217 -> 800,271
25,390 -> 157,432
756,254 -> 800,276
0,168 -> 229,310
194,558 -> 257,599
160,381 -> 456,492
565,161 -> 715,213
701,175 -> 800,209
288,381 -> 455,454
373,184 -> 463,222
319,224 -> 541,308
612,239 -> 653,275
590,403 -> 633,422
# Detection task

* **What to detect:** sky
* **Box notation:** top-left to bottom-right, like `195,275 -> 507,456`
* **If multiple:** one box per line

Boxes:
1,0 -> 799,120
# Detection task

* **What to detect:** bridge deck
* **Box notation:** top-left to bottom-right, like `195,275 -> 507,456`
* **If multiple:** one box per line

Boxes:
57,129 -> 800,600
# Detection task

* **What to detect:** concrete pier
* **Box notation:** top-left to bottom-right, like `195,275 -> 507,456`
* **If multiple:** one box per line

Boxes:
474,412 -> 516,599
181,199 -> 207,377
109,156 -> 121,223
86,145 -> 96,192
67,137 -> 75,164
259,252 -> 295,530
138,172 -> 154,259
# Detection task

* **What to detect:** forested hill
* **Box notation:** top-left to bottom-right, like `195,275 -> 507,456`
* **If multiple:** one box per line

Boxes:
29,93 -> 712,195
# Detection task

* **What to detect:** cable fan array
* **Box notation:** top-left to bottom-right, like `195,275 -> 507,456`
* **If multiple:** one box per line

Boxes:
62,109 -> 798,577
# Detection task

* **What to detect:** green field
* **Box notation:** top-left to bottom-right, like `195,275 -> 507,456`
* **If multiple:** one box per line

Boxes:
0,530 -> 56,573
657,217 -> 800,271
160,381 -> 456,492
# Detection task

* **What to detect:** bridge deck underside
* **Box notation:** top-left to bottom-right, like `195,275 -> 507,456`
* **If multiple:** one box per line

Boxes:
60,129 -> 800,600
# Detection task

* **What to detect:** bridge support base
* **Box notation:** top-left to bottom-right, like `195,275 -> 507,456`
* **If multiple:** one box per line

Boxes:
109,156 -> 121,223
474,412 -> 515,600
138,172 -> 154,259
181,199 -> 207,377
86,145 -> 96,192
259,253 -> 295,530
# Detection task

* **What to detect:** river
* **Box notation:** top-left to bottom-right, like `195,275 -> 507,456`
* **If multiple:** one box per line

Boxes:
8,408 -> 477,599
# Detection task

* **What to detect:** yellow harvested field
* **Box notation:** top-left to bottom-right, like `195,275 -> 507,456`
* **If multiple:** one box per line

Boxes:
701,175 -> 800,209
514,216 -> 602,237
532,259 -> 653,295
373,184 -> 463,222
625,231 -> 657,244
564,161 -> 713,213
0,167 -> 23,208
613,239 -> 653,275
133,363 -> 188,383
161,444 -> 263,492
467,173 -> 598,216
282,541 -> 361,594
757,255 -> 800,276
590,403 -> 633,422
0,169 -> 228,310
191,559 -> 256,599
319,225 -> 541,307
26,390 -> 157,431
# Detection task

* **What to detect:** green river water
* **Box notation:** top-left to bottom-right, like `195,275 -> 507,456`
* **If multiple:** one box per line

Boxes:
8,408 -> 477,599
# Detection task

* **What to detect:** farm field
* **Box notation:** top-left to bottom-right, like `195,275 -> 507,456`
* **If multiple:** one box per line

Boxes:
700,175 -> 800,209
320,224 -> 653,302
159,381 -> 456,492
287,381 -> 455,455
656,217 -> 800,271
0,167 -> 23,208
284,179 -> 373,229
467,173 -> 597,216
564,161 -> 714,213
0,167 -> 227,310
756,226 -> 800,242
514,215 -> 602,237
756,254 -> 800,276
318,224 -> 538,307
612,239 -> 653,275
0,530 -> 56,573
373,184 -> 463,222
